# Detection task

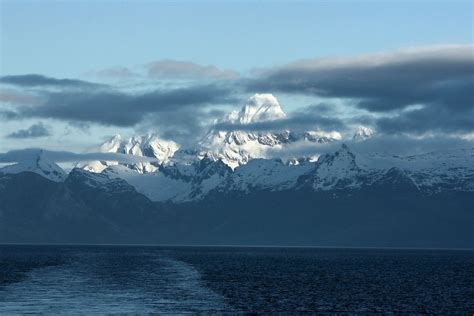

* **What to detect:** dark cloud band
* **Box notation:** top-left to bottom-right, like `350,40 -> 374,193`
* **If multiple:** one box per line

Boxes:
213,104 -> 347,133
0,148 -> 161,164
1,45 -> 473,140
0,74 -> 105,88
246,45 -> 474,135
5,83 -> 237,127
7,123 -> 50,139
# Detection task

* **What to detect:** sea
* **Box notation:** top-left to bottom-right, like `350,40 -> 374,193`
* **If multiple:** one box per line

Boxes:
0,245 -> 473,314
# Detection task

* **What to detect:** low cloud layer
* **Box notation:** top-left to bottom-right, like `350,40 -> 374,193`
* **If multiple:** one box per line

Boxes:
1,45 -> 473,151
0,74 -> 104,89
1,134 -> 470,166
213,104 -> 348,133
20,83 -> 234,126
0,148 -> 160,164
266,134 -> 473,160
247,45 -> 474,135
2,80 -> 238,144
7,123 -> 50,139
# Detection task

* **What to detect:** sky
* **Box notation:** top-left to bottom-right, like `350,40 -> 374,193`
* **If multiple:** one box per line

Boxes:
0,0 -> 473,154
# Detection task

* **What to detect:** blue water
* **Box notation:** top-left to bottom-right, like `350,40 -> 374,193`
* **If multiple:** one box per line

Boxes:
0,245 -> 473,314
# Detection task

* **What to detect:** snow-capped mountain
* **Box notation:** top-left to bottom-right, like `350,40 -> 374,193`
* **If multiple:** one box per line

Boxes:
66,168 -> 139,194
80,94 -> 343,172
225,93 -> 286,124
353,126 -> 374,141
1,142 -> 472,248
10,132 -> 467,204
80,134 -> 179,173
228,158 -> 314,193
0,150 -> 66,182
63,93 -> 471,204
104,155 -> 232,202
199,94 -> 342,169
93,143 -> 473,203
301,144 -> 363,191
355,147 -> 474,193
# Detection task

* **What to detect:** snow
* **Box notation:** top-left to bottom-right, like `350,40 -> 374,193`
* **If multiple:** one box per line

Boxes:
229,159 -> 313,192
18,93 -> 467,200
309,144 -> 362,190
2,141 -> 471,203
355,147 -> 474,191
80,160 -> 109,173
79,94 -> 343,172
103,157 -> 231,203
237,93 -> 286,124
0,150 -> 67,182
80,133 -> 179,173
304,130 -> 342,141
100,134 -> 123,152
200,94 -> 341,169
104,165 -> 193,202
353,126 -> 374,141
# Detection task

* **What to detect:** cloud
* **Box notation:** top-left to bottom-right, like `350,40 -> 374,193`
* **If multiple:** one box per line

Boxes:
2,45 -> 472,146
212,104 -> 348,133
347,134 -> 474,155
0,88 -> 40,105
7,83 -> 236,127
247,45 -> 474,135
146,59 -> 238,80
375,104 -> 474,135
0,110 -> 21,120
264,134 -> 474,160
0,74 -> 105,89
0,148 -> 160,164
7,123 -> 50,139
2,77 -> 238,145
92,67 -> 137,78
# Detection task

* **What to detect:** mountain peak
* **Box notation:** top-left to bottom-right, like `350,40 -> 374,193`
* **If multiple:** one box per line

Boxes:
81,133 -> 179,174
302,144 -> 361,190
0,149 -> 66,182
100,134 -> 123,152
353,126 -> 374,141
238,93 -> 286,124
319,144 -> 357,166
199,94 -> 342,169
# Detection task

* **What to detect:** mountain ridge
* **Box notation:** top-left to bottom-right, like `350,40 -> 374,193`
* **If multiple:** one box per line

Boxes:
0,144 -> 472,248
81,94 -> 347,171
3,143 -> 472,203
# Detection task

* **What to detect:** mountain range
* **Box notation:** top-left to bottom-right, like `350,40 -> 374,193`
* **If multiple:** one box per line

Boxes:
0,94 -> 473,247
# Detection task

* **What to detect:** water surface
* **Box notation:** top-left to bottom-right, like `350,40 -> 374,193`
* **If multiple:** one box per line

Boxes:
0,245 -> 472,313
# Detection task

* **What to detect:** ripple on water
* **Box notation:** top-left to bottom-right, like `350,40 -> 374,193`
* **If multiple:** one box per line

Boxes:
0,248 -> 231,314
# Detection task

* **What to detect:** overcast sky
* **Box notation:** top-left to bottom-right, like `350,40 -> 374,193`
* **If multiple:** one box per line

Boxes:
0,0 -> 473,153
